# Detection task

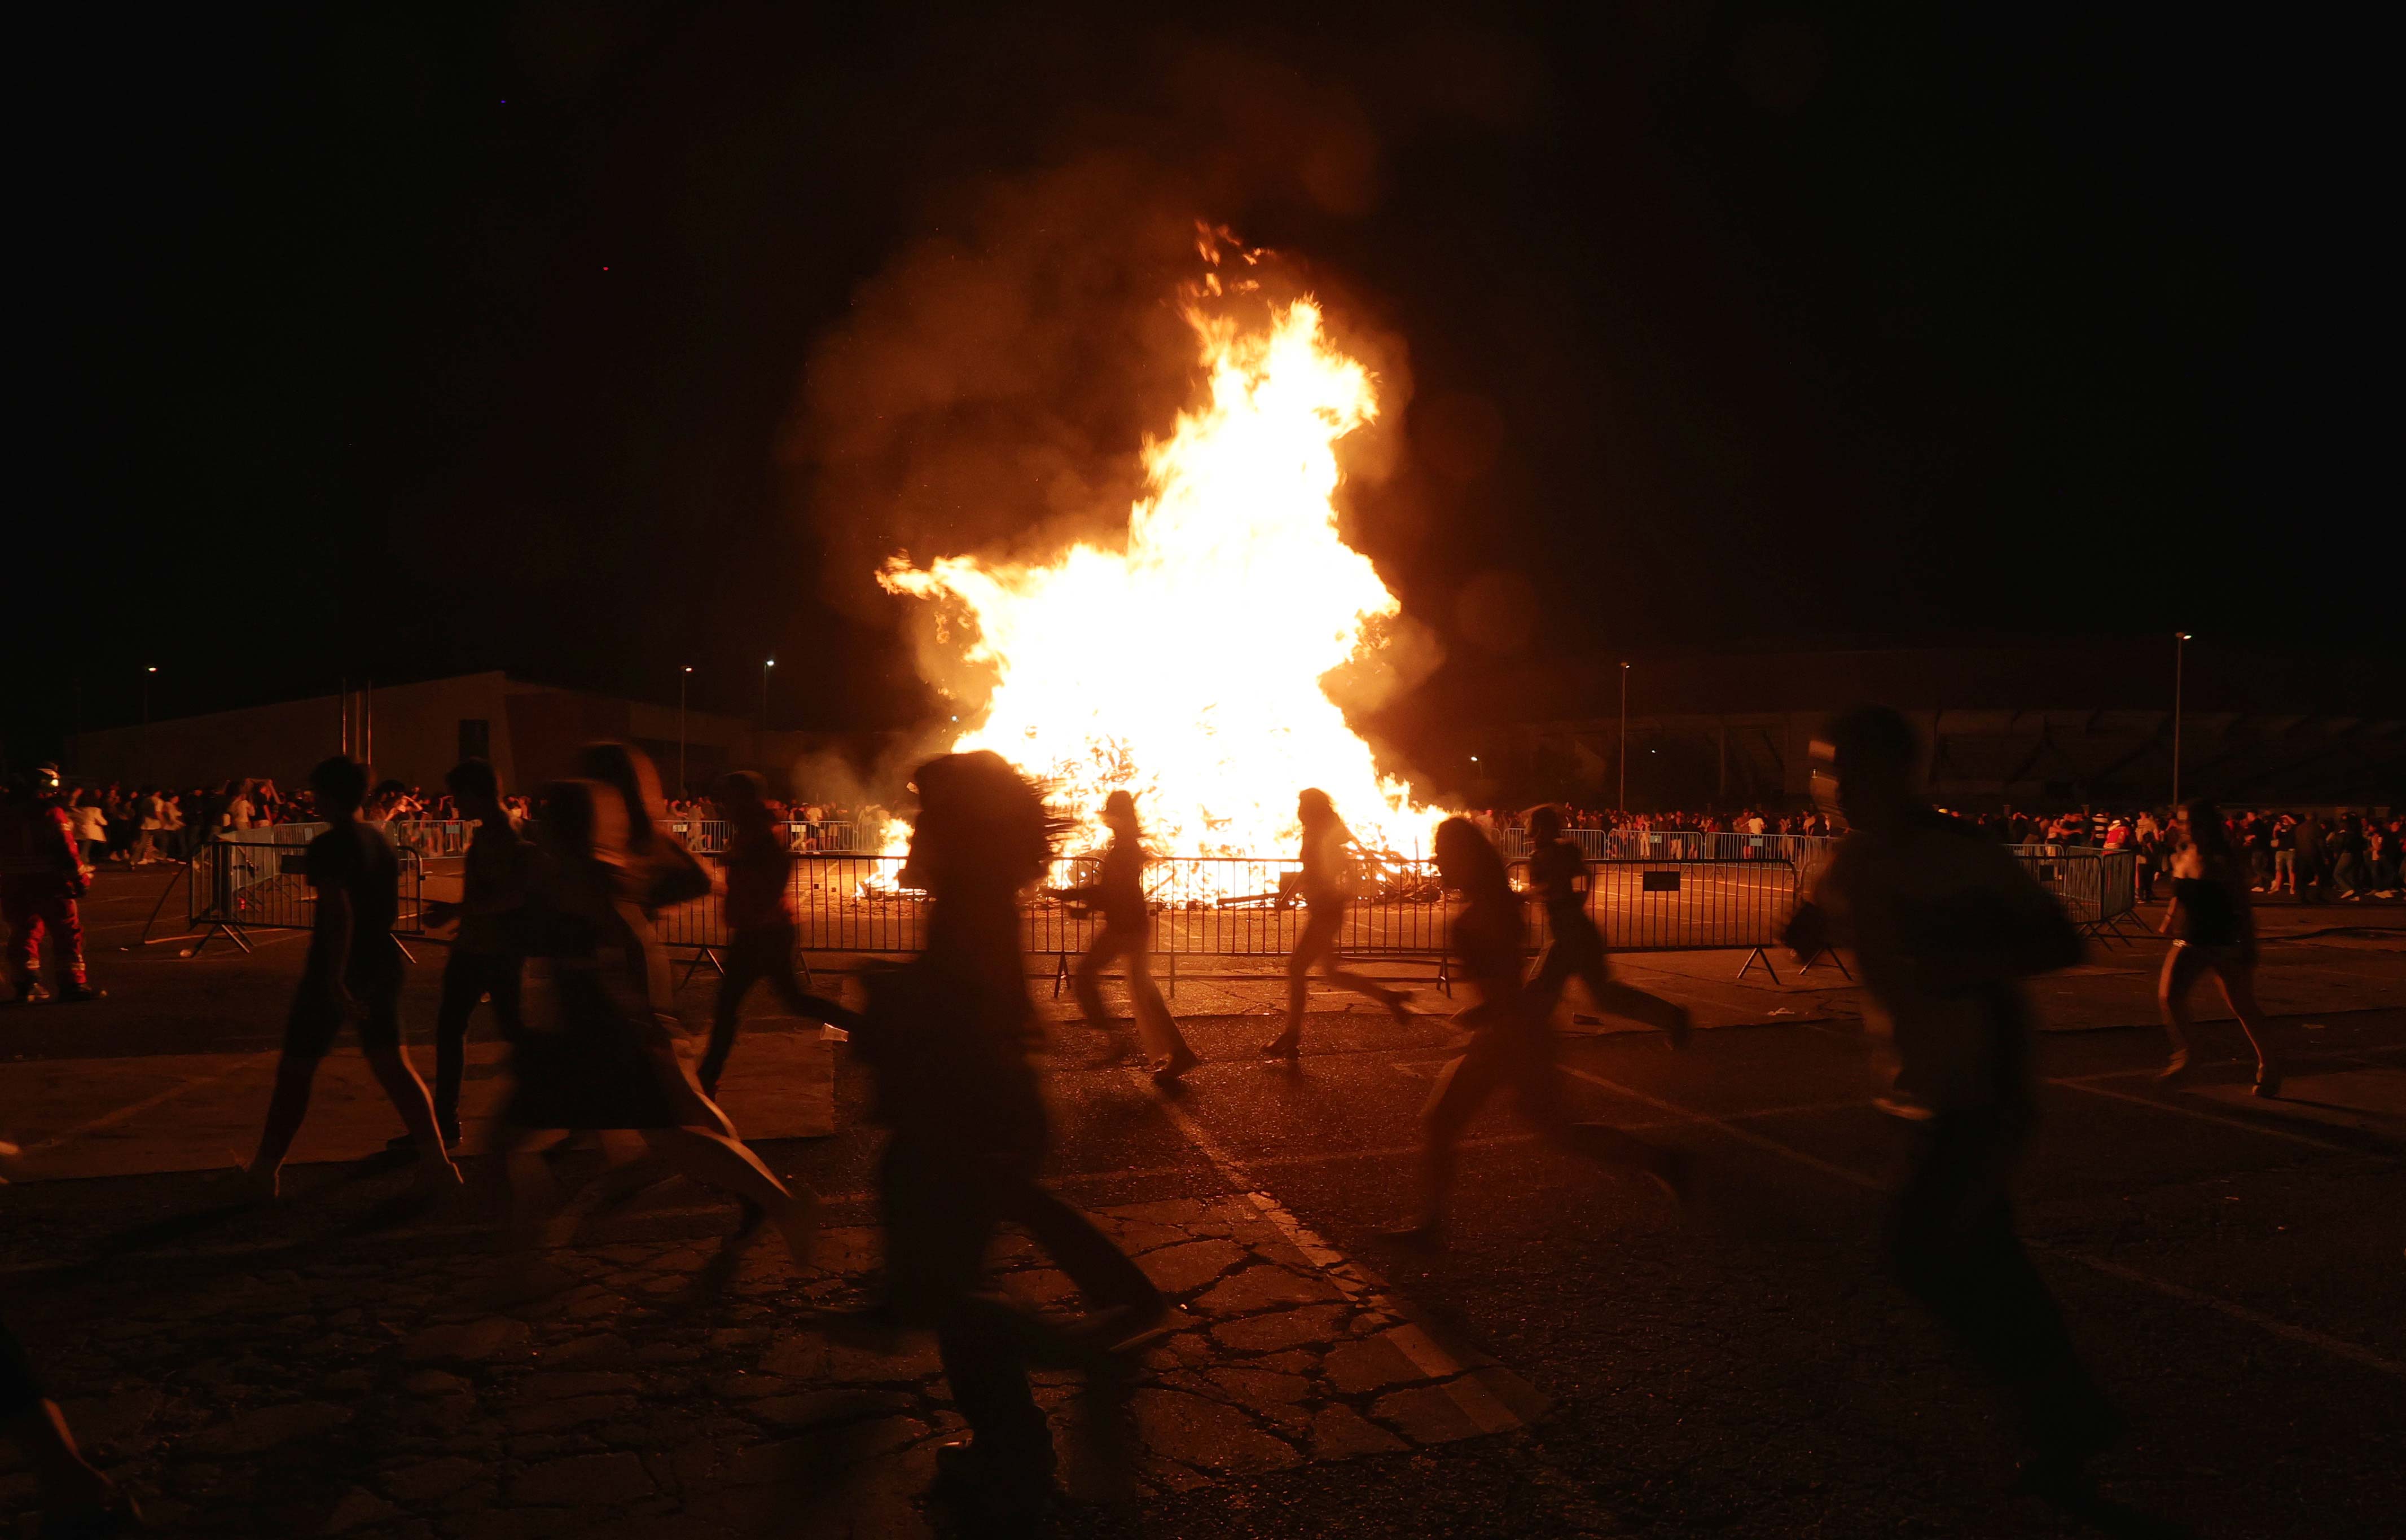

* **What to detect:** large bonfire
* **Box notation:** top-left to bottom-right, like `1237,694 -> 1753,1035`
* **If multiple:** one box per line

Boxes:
879,267 -> 1439,866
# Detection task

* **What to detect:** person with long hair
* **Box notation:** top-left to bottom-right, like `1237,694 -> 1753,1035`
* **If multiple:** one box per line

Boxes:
1054,789 -> 1198,1083
2158,799 -> 2285,1094
485,779 -> 815,1261
1522,803 -> 1692,1046
1379,818 -> 1688,1248
1260,787 -> 1411,1061
851,751 -> 1162,1525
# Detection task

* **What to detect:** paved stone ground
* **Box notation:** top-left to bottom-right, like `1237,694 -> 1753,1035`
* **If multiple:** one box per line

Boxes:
2,870 -> 2403,1537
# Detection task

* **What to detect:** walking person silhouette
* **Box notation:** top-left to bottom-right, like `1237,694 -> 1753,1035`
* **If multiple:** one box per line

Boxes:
697,771 -> 860,1101
484,779 -> 816,1262
849,752 -> 1161,1528
1522,803 -> 1691,1046
239,755 -> 459,1202
409,758 -> 533,1151
1053,789 -> 1199,1083
1380,817 -> 1688,1248
1261,787 -> 1411,1061
2156,799 -> 2286,1095
1781,707 -> 2117,1504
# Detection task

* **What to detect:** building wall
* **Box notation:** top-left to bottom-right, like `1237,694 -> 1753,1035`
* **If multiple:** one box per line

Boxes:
67,674 -> 775,796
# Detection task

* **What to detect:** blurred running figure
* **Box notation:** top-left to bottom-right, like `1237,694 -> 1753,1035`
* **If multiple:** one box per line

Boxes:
414,758 -> 532,1149
1055,790 -> 1198,1082
1382,818 -> 1687,1249
1782,707 -> 2113,1503
242,756 -> 459,1200
1261,787 -> 1410,1061
1522,804 -> 1690,1047
698,771 -> 859,1101
854,752 -> 1162,1526
2158,799 -> 2284,1095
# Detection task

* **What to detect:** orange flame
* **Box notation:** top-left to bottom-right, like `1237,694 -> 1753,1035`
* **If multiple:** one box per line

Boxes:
879,295 -> 1437,865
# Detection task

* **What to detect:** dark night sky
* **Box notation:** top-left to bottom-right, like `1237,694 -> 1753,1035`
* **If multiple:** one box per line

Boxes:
18,5 -> 2385,772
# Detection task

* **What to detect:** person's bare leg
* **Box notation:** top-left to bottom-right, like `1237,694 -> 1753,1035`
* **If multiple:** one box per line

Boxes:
1266,922 -> 1324,1058
244,1054 -> 322,1199
363,1044 -> 462,1188
1127,947 -> 1197,1080
2157,946 -> 2204,1079
1073,934 -> 1132,1067
1587,968 -> 1693,1047
8,1400 -> 130,1530
1323,961 -> 1412,1022
639,1126 -> 816,1265
2214,963 -> 2284,1094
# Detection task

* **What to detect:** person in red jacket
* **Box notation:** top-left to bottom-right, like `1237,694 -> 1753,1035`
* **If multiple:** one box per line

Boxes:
1,764 -> 103,1004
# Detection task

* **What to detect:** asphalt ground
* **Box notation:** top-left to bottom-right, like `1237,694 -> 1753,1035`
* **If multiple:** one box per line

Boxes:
2,868 -> 2401,1538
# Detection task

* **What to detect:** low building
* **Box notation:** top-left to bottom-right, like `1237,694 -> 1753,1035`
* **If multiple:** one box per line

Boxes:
64,671 -> 883,799
1479,639 -> 2404,811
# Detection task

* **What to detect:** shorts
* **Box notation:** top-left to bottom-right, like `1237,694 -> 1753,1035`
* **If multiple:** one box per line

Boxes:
283,982 -> 403,1060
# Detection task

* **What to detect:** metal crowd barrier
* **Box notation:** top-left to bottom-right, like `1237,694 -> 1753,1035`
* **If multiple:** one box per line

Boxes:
183,833 -> 425,958
649,851 -> 1804,991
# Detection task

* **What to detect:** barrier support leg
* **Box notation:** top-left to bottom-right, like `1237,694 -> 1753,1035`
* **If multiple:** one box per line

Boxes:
392,938 -> 418,966
1737,945 -> 1779,984
680,945 -> 723,988
1050,952 -> 1070,1000
1796,945 -> 1850,980
183,919 -> 253,960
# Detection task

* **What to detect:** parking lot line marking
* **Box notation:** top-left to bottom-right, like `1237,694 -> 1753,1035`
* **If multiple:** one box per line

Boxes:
1560,1062 -> 2404,1379
20,1071 -> 242,1155
1130,1068 -> 1539,1433
2045,1077 -> 2361,1153
2041,1248 -> 2403,1379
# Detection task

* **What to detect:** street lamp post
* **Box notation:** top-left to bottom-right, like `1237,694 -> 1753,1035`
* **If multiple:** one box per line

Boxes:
1618,661 -> 1630,812
678,667 -> 694,797
2172,632 -> 2192,809
142,666 -> 157,782
759,658 -> 775,733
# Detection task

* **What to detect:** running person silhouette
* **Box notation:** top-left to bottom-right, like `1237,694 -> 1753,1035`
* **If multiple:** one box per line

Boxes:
2157,799 -> 2285,1095
1261,788 -> 1410,1061
1054,790 -> 1198,1083
1380,817 -> 1687,1248
698,771 -> 860,1100
1522,803 -> 1691,1046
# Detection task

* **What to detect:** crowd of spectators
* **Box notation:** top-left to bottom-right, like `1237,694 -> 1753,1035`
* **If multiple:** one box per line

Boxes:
1464,803 -> 2405,902
49,776 -> 2405,902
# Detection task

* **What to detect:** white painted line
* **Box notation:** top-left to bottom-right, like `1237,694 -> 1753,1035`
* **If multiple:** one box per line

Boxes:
19,1070 -> 243,1155
2046,1077 -> 2361,1154
1557,1064 -> 1882,1193
1129,1069 -> 1537,1433
1560,1064 -> 2404,1380
2039,1247 -> 2403,1380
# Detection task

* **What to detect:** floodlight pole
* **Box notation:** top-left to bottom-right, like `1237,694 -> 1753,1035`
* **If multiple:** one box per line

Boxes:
1618,661 -> 1630,812
2172,631 -> 2192,809
678,667 -> 693,797
141,666 -> 157,782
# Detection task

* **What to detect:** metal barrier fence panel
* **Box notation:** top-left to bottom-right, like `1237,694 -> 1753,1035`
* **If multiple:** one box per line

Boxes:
190,834 -> 425,936
649,852 -> 1798,960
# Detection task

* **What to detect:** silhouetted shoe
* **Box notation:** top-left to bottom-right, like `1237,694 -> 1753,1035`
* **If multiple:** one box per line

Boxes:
1372,1222 -> 1445,1252
2157,1044 -> 2190,1081
7,981 -> 50,1006
1150,1045 -> 1201,1085
1665,1006 -> 1694,1051
42,1493 -> 146,1538
1382,989 -> 1415,1026
932,1436 -> 1052,1525
56,983 -> 106,1003
2253,1066 -> 2284,1098
1258,1031 -> 1301,1062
